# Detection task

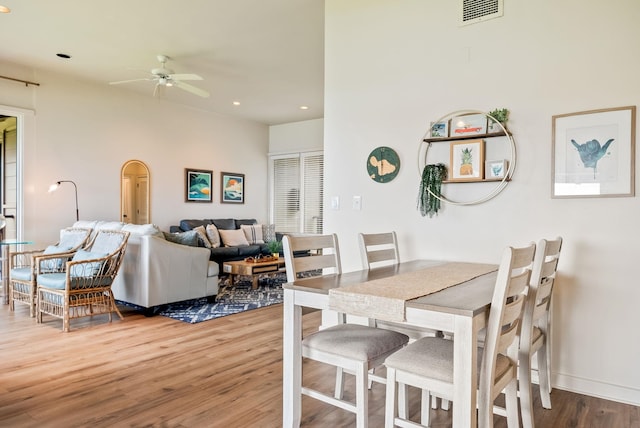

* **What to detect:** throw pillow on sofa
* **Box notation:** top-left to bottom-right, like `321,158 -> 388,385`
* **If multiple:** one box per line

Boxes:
241,224 -> 265,244
219,229 -> 250,247
205,224 -> 221,248
192,225 -> 212,248
163,231 -> 199,247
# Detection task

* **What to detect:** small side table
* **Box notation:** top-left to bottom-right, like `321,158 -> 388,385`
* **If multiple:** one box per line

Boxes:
1,239 -> 34,304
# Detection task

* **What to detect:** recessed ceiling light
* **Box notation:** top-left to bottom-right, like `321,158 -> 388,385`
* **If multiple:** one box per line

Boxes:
299,105 -> 309,110
0,6 -> 11,13
56,53 -> 72,59
233,101 -> 241,106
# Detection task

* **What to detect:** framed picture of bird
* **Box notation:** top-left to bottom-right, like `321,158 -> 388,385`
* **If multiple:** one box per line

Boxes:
552,106 -> 636,198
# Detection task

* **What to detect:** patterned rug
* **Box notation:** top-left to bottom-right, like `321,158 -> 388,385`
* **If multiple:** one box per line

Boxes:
154,272 -> 286,324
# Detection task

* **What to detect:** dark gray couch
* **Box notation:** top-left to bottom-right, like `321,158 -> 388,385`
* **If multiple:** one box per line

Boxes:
170,218 -> 273,268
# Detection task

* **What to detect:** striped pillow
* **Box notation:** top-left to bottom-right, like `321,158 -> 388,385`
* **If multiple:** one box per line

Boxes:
241,224 -> 264,244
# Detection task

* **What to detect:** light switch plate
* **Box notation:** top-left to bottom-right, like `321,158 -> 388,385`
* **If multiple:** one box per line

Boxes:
353,195 -> 361,210
331,196 -> 340,210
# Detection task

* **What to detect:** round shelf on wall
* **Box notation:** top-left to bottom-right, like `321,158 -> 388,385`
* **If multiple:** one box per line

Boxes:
417,109 -> 516,206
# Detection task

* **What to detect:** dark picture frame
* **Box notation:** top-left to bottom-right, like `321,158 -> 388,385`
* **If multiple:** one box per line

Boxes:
185,168 -> 213,203
220,172 -> 245,204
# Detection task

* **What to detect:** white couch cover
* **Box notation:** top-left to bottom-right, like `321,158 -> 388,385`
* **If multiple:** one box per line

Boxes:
73,221 -> 219,308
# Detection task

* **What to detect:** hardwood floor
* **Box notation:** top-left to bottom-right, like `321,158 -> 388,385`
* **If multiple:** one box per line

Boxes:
1,302 -> 638,427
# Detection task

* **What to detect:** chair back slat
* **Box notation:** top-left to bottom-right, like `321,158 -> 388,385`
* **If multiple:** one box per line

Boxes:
521,236 -> 563,350
282,233 -> 341,282
358,231 -> 399,270
478,243 -> 535,414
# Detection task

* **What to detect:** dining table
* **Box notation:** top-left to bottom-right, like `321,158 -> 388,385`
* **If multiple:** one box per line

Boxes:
282,259 -> 499,428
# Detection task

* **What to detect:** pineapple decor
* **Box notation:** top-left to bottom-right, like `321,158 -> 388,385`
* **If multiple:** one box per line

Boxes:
459,147 -> 474,176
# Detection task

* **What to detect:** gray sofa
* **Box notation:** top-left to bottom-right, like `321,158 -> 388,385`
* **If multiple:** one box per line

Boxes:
170,219 -> 274,268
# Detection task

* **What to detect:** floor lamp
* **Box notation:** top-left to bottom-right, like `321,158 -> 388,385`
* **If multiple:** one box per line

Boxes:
49,180 -> 79,221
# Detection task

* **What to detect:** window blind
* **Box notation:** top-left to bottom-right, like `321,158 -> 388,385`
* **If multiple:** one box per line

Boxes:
270,151 -> 323,234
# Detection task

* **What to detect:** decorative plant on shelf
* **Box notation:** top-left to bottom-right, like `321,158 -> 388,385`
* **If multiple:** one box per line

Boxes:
417,163 -> 447,218
266,239 -> 282,256
488,108 -> 510,132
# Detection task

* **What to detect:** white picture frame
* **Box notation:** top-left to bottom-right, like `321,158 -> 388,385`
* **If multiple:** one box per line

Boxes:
485,159 -> 508,179
430,120 -> 449,138
552,106 -> 636,198
451,114 -> 487,136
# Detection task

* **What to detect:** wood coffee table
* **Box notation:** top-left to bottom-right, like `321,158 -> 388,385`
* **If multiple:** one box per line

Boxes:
222,258 -> 286,289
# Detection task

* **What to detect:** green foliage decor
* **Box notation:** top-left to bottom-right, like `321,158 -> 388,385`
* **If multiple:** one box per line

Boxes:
267,239 -> 282,254
417,163 -> 447,218
488,108 -> 509,123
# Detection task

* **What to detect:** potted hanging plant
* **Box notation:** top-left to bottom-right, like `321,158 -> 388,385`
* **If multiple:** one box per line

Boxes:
417,163 -> 447,217
487,108 -> 509,133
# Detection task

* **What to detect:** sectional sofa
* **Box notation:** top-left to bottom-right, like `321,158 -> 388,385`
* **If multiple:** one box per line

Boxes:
169,218 -> 275,268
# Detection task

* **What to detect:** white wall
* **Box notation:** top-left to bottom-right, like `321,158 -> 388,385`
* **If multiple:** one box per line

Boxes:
0,63 -> 270,247
324,0 -> 640,404
269,118 -> 323,153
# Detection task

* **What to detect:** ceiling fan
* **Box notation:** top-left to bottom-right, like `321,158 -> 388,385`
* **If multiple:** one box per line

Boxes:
109,54 -> 210,98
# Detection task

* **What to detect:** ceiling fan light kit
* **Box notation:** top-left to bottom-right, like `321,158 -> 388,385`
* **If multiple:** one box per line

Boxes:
109,54 -> 210,98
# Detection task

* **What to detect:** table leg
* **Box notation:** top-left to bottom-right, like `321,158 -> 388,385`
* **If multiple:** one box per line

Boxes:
252,275 -> 259,290
453,314 -> 478,428
2,245 -> 8,304
283,288 -> 302,427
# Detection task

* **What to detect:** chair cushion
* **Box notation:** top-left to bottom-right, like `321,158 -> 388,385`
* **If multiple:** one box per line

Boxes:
40,245 -> 74,271
58,230 -> 89,249
11,267 -> 33,281
384,337 -> 512,383
303,324 -> 409,362
37,272 -> 114,291
36,272 -> 67,289
69,250 -> 108,277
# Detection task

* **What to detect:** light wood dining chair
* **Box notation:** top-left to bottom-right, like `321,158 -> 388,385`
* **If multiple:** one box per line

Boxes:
359,230 -> 441,345
384,243 -> 535,428
282,233 -> 410,428
519,237 -> 562,428
358,231 -> 399,270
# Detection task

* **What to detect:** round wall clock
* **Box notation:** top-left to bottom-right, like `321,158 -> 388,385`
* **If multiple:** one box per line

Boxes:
367,146 -> 400,183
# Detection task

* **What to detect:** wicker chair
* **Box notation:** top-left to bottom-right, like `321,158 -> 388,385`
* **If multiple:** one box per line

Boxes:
36,229 -> 130,332
9,227 -> 92,317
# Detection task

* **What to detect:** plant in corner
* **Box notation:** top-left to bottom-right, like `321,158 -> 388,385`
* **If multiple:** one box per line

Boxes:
417,163 -> 447,218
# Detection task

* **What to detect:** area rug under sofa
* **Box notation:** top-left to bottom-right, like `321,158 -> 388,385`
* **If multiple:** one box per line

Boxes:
125,272 -> 286,324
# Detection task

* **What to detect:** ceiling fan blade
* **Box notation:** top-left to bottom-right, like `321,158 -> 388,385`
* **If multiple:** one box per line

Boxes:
169,73 -> 203,81
173,80 -> 210,98
109,77 -> 152,85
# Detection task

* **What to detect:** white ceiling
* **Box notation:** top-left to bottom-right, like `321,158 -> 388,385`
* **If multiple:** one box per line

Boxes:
0,0 -> 325,125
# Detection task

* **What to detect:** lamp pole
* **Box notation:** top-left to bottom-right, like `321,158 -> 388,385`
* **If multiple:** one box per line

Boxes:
51,180 -> 79,221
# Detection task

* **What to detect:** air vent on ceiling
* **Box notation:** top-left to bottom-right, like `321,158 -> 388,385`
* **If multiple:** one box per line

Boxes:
459,0 -> 503,26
